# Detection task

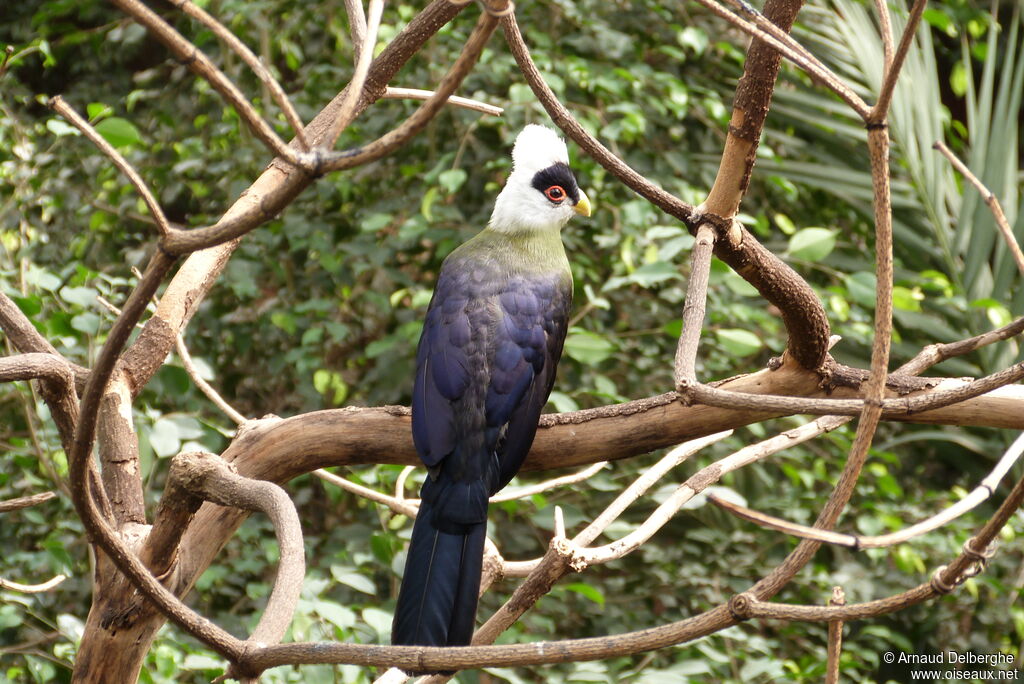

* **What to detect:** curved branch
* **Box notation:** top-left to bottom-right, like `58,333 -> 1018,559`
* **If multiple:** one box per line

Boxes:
173,452 -> 305,650
66,250 -> 247,661
710,430 -> 1024,549
503,9 -> 832,371
0,574 -> 67,594
108,0 -> 303,167
897,315 -> 1024,376
48,96 -> 172,237
318,9 -> 500,173
169,0 -> 310,151
0,293 -> 88,388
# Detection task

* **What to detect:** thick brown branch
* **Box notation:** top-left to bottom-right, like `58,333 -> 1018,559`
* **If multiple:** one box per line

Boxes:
97,374 -> 146,525
706,0 -> 804,214
171,452 -> 305,654
0,293 -> 88,388
826,587 -> 845,684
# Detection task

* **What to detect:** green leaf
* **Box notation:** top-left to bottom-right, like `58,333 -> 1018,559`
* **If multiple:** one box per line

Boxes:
94,117 -> 142,148
270,311 -> 297,335
11,295 -> 42,318
892,285 -> 922,312
313,600 -> 356,630
360,212 -> 391,233
70,312 -> 100,335
25,265 -> 61,291
331,567 -> 376,595
59,285 -> 97,308
604,261 -> 681,290
564,329 -> 617,365
773,213 -> 797,235
438,168 -> 467,195
787,227 -> 837,261
845,271 -> 877,308
714,328 -> 761,357
546,390 -> 579,413
46,118 -> 80,138
86,102 -> 113,121
149,417 -> 181,458
361,608 -> 393,640
564,582 -> 605,606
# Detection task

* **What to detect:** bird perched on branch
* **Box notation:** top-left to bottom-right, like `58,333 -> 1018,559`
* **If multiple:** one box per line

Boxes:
392,125 -> 591,655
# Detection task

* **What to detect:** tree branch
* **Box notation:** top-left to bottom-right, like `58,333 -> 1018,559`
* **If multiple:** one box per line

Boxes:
0,491 -> 57,514
933,140 -> 1024,275
168,0 -> 310,151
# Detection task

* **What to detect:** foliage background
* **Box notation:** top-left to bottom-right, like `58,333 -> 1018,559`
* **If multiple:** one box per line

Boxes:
1,0 -> 1023,681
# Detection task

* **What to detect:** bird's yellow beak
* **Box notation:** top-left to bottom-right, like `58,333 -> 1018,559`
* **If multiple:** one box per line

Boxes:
573,190 -> 592,218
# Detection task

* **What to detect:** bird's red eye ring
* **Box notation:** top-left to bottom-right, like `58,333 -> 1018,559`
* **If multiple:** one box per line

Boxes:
544,185 -> 566,202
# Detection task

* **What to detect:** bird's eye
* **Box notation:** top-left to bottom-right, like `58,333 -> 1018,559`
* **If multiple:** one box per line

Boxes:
544,185 -> 566,202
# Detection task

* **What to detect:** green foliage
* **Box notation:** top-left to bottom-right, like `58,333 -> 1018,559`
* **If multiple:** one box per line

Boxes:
0,0 -> 1021,681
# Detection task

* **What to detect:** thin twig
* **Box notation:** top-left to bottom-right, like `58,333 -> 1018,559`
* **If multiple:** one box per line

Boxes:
383,87 -> 504,116
934,140 -> 1024,275
674,224 -> 715,387
0,574 -> 67,593
315,468 -> 418,517
0,491 -> 57,514
710,430 -> 1024,549
695,0 -> 870,117
322,0 -> 384,148
683,360 -> 1024,417
825,586 -> 845,684
732,467 -> 1023,624
170,0 -> 309,150
108,0 -> 304,168
343,0 -> 368,67
490,461 -> 608,503
575,432 -> 731,549
868,0 -> 927,122
873,0 -> 895,72
394,465 -> 416,501
48,96 -> 172,237
897,315 -> 1024,376
320,10 -> 499,172
176,333 -> 247,425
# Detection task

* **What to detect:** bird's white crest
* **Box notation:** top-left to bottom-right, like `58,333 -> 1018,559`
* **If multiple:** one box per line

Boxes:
510,124 -> 570,177
489,125 -> 583,234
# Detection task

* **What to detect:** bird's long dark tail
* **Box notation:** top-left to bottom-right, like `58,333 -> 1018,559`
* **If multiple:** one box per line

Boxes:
391,496 -> 487,649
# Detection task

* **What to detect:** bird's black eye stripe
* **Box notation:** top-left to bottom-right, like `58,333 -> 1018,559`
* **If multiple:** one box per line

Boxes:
531,162 -> 580,205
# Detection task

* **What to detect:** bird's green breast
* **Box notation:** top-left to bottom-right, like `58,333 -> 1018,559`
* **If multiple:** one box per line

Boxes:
448,227 -> 572,288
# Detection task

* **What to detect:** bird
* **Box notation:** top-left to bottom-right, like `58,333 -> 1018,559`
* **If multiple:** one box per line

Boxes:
391,124 -> 591,656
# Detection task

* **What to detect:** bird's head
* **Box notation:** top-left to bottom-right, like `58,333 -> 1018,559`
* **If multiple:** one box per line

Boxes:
489,124 -> 592,234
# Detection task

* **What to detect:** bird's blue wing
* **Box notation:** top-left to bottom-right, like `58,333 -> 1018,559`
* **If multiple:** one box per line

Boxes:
411,277 -> 472,468
486,276 -> 572,492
